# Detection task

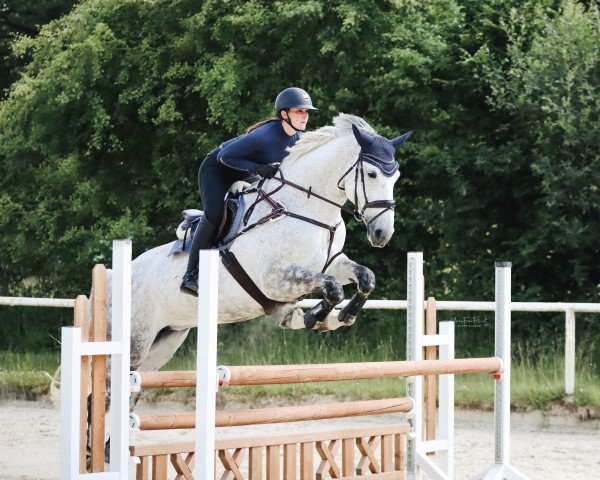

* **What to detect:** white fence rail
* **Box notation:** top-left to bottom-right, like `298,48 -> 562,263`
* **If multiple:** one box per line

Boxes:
0,297 -> 74,308
2,296 -> 598,395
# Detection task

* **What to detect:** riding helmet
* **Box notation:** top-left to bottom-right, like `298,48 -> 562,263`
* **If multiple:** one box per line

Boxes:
275,87 -> 318,111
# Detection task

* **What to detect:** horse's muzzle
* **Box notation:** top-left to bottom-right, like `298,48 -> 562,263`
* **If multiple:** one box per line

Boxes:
367,224 -> 393,248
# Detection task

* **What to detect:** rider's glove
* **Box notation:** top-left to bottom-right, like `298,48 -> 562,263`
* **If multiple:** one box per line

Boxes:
255,163 -> 280,179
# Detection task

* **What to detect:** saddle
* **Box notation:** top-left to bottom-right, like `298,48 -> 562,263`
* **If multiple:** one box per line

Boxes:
217,195 -> 240,241
168,194 -> 245,256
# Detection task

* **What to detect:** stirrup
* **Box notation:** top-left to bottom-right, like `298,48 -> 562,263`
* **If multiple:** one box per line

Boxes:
180,270 -> 198,297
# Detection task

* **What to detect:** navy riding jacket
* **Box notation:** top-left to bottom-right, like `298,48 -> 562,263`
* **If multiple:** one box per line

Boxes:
198,120 -> 300,225
216,120 -> 300,173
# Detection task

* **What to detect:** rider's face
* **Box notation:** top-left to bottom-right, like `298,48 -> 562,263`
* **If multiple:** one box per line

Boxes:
284,108 -> 310,130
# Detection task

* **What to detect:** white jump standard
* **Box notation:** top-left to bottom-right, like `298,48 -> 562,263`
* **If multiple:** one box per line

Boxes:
60,240 -> 132,480
475,262 -> 531,480
406,251 -> 455,480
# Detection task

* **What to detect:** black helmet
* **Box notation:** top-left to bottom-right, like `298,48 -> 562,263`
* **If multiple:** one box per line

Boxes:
275,87 -> 318,111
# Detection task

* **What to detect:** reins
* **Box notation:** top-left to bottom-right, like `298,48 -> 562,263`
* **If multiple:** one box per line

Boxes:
223,152 -> 396,272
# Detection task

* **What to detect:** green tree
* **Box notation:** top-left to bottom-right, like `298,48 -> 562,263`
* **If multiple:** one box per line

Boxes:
0,0 -> 78,97
0,0 -> 461,296
473,1 -> 600,301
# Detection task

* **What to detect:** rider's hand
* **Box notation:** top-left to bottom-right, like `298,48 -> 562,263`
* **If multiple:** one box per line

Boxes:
229,181 -> 252,195
255,163 -> 280,179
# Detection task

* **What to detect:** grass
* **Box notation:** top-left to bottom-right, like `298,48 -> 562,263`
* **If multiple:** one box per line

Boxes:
0,350 -> 60,372
0,351 -> 60,398
1,330 -> 599,411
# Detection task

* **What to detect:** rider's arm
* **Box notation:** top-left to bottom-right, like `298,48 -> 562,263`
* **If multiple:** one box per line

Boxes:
217,133 -> 269,173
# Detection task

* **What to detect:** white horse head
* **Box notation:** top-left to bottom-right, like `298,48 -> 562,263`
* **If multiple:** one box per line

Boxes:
281,113 -> 411,248
347,121 -> 410,247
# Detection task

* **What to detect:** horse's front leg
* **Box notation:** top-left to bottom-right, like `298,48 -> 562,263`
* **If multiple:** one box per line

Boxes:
271,264 -> 345,330
323,253 -> 375,328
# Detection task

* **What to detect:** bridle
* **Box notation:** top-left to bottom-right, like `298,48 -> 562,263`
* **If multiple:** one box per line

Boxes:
335,153 -> 397,226
223,150 -> 397,272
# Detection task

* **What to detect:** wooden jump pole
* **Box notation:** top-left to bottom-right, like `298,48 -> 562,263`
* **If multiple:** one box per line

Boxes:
129,397 -> 413,430
72,295 -> 89,474
131,357 -> 501,389
90,264 -> 107,473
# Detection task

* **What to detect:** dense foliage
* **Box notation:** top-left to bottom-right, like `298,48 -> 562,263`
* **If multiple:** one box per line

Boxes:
0,0 -> 598,353
0,1 -> 79,95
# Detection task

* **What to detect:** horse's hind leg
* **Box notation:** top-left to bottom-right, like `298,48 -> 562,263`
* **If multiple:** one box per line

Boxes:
103,327 -> 191,463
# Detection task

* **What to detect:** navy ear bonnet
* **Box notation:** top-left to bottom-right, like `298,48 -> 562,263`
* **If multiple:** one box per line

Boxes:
351,124 -> 412,177
360,135 -> 399,177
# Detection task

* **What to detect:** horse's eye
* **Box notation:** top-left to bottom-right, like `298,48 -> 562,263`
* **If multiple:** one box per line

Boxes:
367,171 -> 377,179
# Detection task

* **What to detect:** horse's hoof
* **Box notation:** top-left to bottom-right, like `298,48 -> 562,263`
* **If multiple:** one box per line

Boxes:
179,285 -> 198,297
303,312 -> 319,330
317,310 -> 346,332
317,323 -> 330,333
341,314 -> 356,326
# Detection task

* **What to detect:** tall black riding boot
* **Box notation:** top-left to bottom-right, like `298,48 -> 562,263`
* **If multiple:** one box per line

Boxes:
180,215 -> 217,296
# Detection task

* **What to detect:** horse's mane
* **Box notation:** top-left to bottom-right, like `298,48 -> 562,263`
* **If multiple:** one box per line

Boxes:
284,113 -> 376,165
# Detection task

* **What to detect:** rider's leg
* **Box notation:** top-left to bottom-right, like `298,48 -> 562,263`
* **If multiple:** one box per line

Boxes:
180,215 -> 218,295
180,168 -> 228,296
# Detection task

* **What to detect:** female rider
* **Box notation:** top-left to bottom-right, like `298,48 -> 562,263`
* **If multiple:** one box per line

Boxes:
180,87 -> 317,296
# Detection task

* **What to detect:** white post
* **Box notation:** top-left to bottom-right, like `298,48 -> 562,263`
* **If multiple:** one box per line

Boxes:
60,327 -> 83,480
495,262 -> 511,466
194,250 -> 220,480
407,252 -> 452,480
406,252 -> 424,480
564,310 -> 575,396
438,321 -> 455,478
475,262 -> 532,480
109,240 -> 132,477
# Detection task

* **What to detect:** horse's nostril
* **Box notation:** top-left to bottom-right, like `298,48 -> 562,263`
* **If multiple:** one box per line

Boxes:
375,229 -> 383,240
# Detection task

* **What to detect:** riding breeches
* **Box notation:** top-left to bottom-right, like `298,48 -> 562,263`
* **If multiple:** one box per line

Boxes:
197,155 -> 246,226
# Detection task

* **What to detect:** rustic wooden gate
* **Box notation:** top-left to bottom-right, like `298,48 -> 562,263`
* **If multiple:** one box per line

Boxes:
130,423 -> 409,480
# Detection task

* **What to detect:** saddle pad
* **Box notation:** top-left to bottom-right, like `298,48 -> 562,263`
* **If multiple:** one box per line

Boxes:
167,195 -> 246,256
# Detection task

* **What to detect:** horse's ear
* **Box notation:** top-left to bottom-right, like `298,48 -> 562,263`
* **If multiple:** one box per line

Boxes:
391,130 -> 412,149
352,124 -> 375,148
